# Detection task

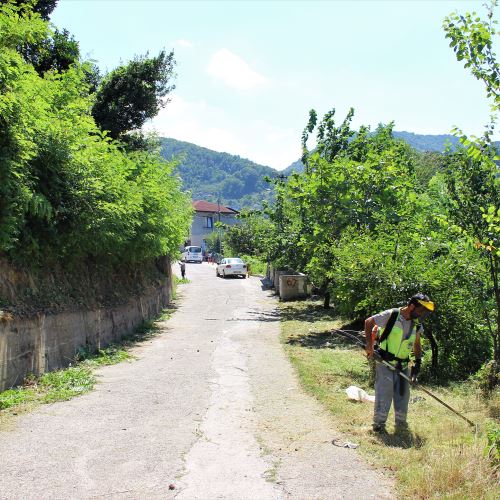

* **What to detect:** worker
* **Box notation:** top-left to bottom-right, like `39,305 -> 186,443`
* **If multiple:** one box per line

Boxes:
364,293 -> 435,433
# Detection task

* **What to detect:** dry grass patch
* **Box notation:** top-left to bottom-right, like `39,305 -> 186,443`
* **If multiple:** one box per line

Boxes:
280,300 -> 499,499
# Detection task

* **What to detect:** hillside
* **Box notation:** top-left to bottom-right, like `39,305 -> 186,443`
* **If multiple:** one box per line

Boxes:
161,133 -> 498,207
160,138 -> 276,209
282,132 -> 500,175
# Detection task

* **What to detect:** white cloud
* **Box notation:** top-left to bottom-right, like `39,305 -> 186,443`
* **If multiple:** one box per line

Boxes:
144,96 -> 246,157
207,48 -> 267,90
174,39 -> 194,48
144,95 -> 299,170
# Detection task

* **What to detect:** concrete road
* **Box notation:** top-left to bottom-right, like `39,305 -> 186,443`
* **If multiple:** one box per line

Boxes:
0,262 -> 393,499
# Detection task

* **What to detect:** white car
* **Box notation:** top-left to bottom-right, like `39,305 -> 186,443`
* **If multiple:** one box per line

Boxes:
216,258 -> 247,278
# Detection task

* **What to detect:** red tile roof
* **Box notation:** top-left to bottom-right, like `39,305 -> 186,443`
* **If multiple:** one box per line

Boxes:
192,200 -> 239,214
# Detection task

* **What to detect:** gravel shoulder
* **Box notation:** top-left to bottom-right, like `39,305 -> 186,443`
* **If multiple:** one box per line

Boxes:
0,262 -> 393,499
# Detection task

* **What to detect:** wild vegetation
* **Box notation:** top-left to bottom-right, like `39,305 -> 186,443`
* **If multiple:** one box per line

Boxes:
0,2 -> 191,278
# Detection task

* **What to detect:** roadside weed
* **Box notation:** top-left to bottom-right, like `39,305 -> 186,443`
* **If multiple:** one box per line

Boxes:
38,368 -> 96,403
172,275 -> 190,300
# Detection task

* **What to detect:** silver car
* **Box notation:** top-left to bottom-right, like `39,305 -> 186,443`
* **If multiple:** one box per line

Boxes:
216,258 -> 247,278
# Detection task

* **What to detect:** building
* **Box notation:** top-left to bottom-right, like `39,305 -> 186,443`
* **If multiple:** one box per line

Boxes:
187,200 -> 239,251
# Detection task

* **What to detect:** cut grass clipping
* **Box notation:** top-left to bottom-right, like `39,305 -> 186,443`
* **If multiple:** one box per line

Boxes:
0,312 -> 169,414
280,300 -> 500,499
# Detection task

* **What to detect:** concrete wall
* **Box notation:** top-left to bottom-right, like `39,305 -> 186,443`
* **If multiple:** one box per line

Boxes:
279,274 -> 309,301
0,280 -> 172,392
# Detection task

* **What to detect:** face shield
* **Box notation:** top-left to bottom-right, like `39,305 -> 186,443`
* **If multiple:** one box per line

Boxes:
412,299 -> 435,321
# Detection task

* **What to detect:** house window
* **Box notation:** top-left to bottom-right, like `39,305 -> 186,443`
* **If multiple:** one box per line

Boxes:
204,216 -> 213,228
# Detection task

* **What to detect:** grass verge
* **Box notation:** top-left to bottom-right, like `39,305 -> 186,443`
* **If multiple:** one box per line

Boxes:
0,308 -> 174,419
172,274 -> 190,299
240,254 -> 267,276
280,299 -> 499,498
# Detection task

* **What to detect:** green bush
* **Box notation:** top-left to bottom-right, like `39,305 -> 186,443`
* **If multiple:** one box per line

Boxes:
328,226 -> 492,380
0,5 -> 192,266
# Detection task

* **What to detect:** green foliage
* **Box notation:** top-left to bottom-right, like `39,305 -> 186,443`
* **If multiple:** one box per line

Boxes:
38,367 -> 95,402
237,254 -> 267,275
76,344 -> 131,366
203,229 -> 222,254
222,210 -> 275,257
4,0 -> 58,20
474,361 -> 500,396
411,150 -> 444,187
92,50 -> 176,140
329,224 -> 492,379
0,386 -> 34,409
0,6 -> 192,265
444,1 -> 499,112
485,423 -> 500,468
252,106 -> 496,380
283,111 -> 418,285
0,367 -> 96,410
442,0 -> 500,370
20,27 -> 80,76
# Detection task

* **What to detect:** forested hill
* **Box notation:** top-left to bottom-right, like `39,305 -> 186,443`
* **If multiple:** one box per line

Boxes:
160,138 -> 276,209
161,133 -> 498,208
282,131 -> 500,175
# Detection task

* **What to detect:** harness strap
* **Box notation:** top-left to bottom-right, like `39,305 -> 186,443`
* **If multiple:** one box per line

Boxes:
376,347 -> 410,364
377,308 -> 399,345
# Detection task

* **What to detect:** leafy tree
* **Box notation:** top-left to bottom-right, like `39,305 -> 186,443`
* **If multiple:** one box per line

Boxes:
92,50 -> 176,141
2,1 -> 80,76
443,1 -> 500,383
444,1 -> 499,113
19,27 -> 80,75
0,4 -> 192,265
222,210 -> 275,257
2,0 -> 58,20
285,109 -> 418,307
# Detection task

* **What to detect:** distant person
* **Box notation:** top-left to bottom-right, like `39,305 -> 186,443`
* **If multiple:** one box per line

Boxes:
179,261 -> 186,279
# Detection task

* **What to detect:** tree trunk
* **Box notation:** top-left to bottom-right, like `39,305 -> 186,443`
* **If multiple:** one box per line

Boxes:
323,290 -> 331,309
489,253 -> 499,364
424,328 -> 439,376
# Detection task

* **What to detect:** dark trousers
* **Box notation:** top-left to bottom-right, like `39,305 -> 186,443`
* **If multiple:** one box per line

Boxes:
374,363 -> 410,426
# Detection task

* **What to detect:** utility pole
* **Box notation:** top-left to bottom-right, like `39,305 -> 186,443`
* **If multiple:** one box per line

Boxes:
217,195 -> 221,254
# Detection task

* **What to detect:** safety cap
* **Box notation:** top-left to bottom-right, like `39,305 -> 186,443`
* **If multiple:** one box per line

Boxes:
416,298 -> 434,311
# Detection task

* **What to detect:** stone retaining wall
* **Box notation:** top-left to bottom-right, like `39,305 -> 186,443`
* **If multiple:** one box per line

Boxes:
0,280 -> 171,392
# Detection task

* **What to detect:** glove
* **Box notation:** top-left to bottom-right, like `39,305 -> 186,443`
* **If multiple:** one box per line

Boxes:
410,359 -> 421,383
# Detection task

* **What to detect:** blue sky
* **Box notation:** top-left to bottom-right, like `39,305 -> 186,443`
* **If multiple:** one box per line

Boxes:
52,0 -> 495,170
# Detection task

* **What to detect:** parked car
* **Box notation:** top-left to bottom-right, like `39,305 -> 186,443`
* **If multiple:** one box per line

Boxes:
216,258 -> 247,278
181,245 -> 203,263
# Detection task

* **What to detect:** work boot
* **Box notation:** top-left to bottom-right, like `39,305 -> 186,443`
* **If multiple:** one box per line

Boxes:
372,423 -> 387,434
395,421 -> 410,434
